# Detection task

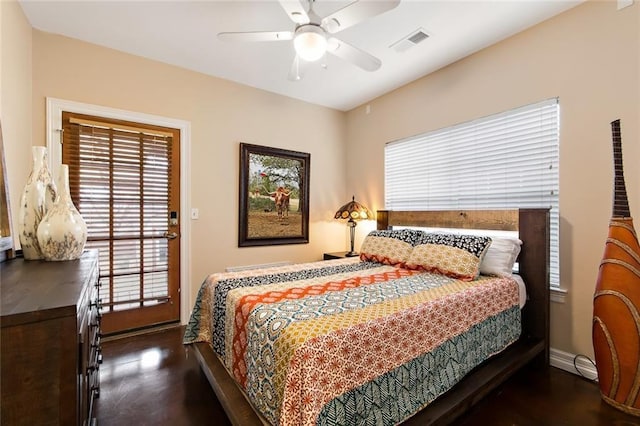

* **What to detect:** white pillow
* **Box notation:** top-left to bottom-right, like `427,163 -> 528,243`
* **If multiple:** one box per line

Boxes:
479,237 -> 522,277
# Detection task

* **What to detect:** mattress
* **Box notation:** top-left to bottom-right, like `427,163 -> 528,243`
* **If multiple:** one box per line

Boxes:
184,257 -> 522,426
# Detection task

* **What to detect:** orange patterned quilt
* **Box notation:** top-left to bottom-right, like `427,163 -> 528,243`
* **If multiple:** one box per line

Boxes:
184,257 -> 521,425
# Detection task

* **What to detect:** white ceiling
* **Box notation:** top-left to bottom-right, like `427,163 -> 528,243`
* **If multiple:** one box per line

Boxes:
20,0 -> 582,111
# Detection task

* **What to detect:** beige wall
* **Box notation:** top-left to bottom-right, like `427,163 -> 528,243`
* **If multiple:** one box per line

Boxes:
345,0 -> 640,358
24,31 -> 349,308
1,0 -> 32,242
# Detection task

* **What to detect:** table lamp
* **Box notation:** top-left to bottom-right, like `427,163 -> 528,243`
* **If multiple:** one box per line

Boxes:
334,196 -> 373,257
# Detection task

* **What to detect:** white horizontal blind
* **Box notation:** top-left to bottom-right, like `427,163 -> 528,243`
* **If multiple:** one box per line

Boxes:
385,98 -> 559,287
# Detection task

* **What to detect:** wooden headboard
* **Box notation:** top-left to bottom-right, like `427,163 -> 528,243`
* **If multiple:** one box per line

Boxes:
376,209 -> 550,362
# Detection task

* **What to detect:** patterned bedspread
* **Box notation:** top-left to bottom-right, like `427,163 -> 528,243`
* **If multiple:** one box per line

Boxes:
183,257 -> 521,426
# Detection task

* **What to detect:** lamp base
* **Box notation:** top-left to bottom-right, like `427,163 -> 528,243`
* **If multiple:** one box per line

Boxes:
345,251 -> 359,257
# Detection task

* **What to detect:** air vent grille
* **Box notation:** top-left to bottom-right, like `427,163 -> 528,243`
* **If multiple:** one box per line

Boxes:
390,28 -> 430,53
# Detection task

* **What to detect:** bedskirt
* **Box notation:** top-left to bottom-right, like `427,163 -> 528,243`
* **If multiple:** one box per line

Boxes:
184,258 -> 521,426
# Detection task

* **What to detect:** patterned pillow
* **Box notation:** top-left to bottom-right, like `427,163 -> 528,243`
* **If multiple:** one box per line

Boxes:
405,233 -> 492,280
359,229 -> 427,266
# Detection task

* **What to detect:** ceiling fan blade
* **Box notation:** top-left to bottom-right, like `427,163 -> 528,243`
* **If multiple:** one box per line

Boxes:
327,37 -> 381,71
321,0 -> 401,33
278,0 -> 310,24
287,55 -> 310,81
218,31 -> 293,42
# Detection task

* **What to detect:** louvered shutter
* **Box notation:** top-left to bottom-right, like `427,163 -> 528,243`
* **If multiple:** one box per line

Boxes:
63,113 -> 174,311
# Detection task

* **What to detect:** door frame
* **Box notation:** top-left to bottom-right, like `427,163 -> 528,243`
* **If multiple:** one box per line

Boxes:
46,97 -> 192,325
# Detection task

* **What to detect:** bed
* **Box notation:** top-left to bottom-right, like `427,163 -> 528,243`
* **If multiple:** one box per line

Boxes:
184,209 -> 550,425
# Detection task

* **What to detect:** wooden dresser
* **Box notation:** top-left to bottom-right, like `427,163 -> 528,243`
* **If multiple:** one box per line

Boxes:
1,249 -> 102,425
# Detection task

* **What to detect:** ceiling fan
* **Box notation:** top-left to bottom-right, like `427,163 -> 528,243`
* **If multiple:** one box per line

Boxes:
218,0 -> 401,81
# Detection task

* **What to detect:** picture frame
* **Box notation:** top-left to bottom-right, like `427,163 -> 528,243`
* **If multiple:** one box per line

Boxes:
238,143 -> 310,247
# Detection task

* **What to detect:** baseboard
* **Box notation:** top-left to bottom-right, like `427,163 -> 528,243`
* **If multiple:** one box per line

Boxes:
550,347 -> 598,381
101,321 -> 181,342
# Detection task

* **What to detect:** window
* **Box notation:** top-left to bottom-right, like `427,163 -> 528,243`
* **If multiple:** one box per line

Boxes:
385,98 -> 559,287
62,111 -> 182,333
46,97 -> 192,326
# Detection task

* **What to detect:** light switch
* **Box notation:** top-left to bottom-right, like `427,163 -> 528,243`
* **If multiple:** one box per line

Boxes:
191,208 -> 199,220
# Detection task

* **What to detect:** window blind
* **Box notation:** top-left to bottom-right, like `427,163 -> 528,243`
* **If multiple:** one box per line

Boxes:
62,112 -> 174,311
385,98 -> 560,287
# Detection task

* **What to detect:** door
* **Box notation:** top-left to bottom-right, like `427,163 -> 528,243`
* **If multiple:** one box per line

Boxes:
63,112 -> 180,334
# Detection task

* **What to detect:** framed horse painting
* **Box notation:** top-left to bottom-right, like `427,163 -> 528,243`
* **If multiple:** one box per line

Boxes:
238,143 -> 310,247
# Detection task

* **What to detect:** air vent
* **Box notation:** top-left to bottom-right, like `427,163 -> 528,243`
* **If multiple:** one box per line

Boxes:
390,28 -> 430,53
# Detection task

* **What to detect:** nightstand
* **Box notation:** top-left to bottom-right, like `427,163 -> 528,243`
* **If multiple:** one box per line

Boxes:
323,251 -> 358,260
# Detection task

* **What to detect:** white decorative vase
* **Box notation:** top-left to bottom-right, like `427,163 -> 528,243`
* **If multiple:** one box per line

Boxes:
37,164 -> 87,261
18,146 -> 57,260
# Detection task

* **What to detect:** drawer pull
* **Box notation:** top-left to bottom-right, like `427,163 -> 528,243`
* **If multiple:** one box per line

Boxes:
89,348 -> 102,365
91,385 -> 101,398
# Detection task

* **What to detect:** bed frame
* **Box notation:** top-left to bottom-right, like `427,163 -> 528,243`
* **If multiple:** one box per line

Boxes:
190,209 -> 550,425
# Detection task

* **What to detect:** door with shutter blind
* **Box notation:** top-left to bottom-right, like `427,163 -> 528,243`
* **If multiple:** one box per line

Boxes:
62,112 -> 180,335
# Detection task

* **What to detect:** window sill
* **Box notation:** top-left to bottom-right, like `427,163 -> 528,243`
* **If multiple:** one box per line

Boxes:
550,286 -> 567,304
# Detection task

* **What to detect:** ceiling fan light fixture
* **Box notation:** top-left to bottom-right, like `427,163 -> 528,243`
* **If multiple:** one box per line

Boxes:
294,25 -> 327,62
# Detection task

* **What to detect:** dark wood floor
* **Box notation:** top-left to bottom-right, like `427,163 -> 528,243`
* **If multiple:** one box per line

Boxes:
96,326 -> 640,426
